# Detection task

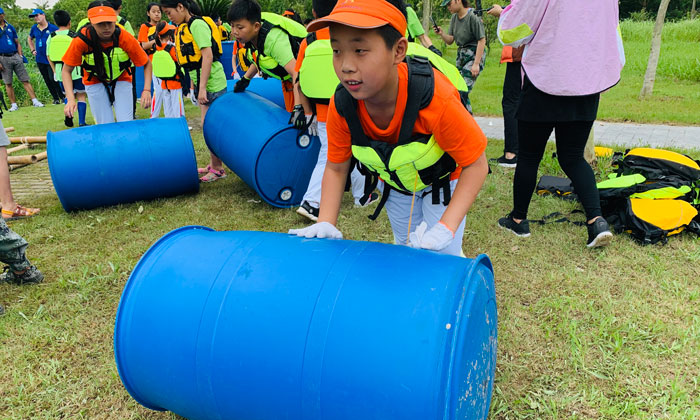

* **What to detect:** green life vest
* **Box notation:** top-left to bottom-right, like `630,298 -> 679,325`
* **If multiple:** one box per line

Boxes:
48,30 -> 75,64
334,56 -> 457,218
48,30 -> 81,81
407,43 -> 468,95
245,12 -> 307,81
152,44 -> 181,81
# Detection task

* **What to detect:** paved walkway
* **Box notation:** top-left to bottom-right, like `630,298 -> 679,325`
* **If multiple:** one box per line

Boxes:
474,117 -> 700,151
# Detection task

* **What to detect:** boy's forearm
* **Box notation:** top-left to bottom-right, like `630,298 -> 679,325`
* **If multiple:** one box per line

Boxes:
318,160 -> 351,226
27,37 -> 35,52
474,38 -> 486,64
199,49 -> 213,90
244,62 -> 257,79
440,153 -> 488,233
283,60 -> 300,106
441,33 -> 454,45
142,60 -> 152,91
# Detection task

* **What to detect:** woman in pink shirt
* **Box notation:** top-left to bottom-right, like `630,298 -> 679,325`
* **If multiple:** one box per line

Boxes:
495,0 -> 625,248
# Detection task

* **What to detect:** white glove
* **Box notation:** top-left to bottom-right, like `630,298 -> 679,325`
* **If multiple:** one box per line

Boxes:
305,114 -> 318,137
409,221 -> 454,251
288,221 -> 343,239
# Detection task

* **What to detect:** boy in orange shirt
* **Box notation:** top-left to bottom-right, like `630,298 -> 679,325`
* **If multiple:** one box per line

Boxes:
62,1 -> 151,124
290,0 -> 488,256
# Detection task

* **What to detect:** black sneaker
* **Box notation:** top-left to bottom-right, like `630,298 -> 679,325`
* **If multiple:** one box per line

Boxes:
490,155 -> 517,168
355,192 -> 380,208
498,214 -> 531,237
0,303 -> 5,316
1,265 -> 44,285
53,99 -> 61,105
586,217 -> 613,248
296,201 -> 319,222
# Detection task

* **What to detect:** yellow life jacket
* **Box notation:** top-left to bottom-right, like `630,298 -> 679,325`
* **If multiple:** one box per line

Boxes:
245,12 -> 307,81
175,15 -> 222,70
334,57 -> 458,219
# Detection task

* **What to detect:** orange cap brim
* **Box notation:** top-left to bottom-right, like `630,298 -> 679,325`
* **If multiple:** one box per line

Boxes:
89,15 -> 117,24
307,13 -> 389,33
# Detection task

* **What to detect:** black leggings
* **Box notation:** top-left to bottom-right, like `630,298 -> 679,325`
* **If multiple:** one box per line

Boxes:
37,62 -> 63,101
511,120 -> 602,221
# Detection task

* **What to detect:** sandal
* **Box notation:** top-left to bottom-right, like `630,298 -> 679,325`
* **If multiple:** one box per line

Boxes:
199,168 -> 227,183
2,204 -> 40,221
197,164 -> 212,174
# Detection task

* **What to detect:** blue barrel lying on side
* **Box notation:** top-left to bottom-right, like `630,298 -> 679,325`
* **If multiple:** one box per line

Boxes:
48,118 -> 199,211
203,92 -> 318,207
114,227 -> 498,420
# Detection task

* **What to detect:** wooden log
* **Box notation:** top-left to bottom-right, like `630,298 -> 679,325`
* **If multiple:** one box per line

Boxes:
7,151 -> 47,165
9,136 -> 47,144
7,144 -> 30,154
4,127 -> 14,133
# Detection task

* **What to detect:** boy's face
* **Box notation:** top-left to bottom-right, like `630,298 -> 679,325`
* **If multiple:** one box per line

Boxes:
231,19 -> 260,44
163,5 -> 186,25
330,24 -> 406,102
446,0 -> 459,13
94,21 -> 116,40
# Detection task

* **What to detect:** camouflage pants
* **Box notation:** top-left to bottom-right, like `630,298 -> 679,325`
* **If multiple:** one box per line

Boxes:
456,45 -> 485,114
0,218 -> 30,272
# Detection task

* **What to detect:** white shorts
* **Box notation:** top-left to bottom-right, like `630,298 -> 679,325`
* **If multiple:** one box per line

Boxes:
161,88 -> 185,119
384,179 -> 466,257
85,81 -> 133,125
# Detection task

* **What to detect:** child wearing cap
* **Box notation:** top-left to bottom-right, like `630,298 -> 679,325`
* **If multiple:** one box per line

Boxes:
150,21 -> 185,118
227,0 -> 307,125
46,9 -> 89,127
61,0 -> 151,124
28,8 -> 64,105
289,0 -> 488,257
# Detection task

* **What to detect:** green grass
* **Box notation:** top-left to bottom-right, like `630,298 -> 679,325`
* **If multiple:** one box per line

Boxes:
430,18 -> 700,125
1,105 -> 699,418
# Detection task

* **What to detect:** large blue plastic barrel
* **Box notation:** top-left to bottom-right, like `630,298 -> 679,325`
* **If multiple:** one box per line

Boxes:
47,118 -> 199,211
114,227 -> 497,420
203,92 -> 319,207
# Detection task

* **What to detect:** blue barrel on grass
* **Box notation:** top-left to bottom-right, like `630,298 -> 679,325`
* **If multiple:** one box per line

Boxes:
114,227 -> 498,420
47,118 -> 199,211
203,91 -> 318,207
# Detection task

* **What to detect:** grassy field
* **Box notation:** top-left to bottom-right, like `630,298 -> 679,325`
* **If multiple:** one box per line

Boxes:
431,18 -> 700,126
1,102 -> 699,419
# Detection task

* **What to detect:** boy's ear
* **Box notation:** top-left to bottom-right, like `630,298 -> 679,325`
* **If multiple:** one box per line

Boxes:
253,21 -> 261,32
393,37 -> 408,65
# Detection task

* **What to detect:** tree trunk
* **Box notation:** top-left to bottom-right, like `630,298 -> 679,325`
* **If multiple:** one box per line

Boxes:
692,0 -> 697,19
640,0 -> 671,98
422,0 -> 432,32
584,124 -> 596,166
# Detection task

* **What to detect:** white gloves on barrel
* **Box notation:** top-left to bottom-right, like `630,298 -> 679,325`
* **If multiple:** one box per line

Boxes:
289,222 -> 343,239
409,221 -> 454,251
305,114 -> 319,137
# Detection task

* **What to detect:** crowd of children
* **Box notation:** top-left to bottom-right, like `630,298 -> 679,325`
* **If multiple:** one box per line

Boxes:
3,0 -> 626,312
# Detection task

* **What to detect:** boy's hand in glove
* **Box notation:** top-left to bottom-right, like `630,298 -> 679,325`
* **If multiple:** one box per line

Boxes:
305,114 -> 318,136
289,104 -> 306,129
289,222 -> 343,239
233,76 -> 250,93
409,221 -> 454,251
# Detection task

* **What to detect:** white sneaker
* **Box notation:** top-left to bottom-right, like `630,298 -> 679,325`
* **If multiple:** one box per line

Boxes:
32,99 -> 44,107
8,103 -> 18,112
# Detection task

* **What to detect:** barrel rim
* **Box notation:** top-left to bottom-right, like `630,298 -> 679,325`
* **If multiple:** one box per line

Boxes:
113,225 -> 214,411
443,253 -> 496,419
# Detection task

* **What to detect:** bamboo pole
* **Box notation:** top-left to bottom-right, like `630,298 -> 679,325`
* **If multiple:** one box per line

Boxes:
4,127 -> 14,133
9,136 -> 46,144
7,151 -> 47,165
7,144 -> 31,154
